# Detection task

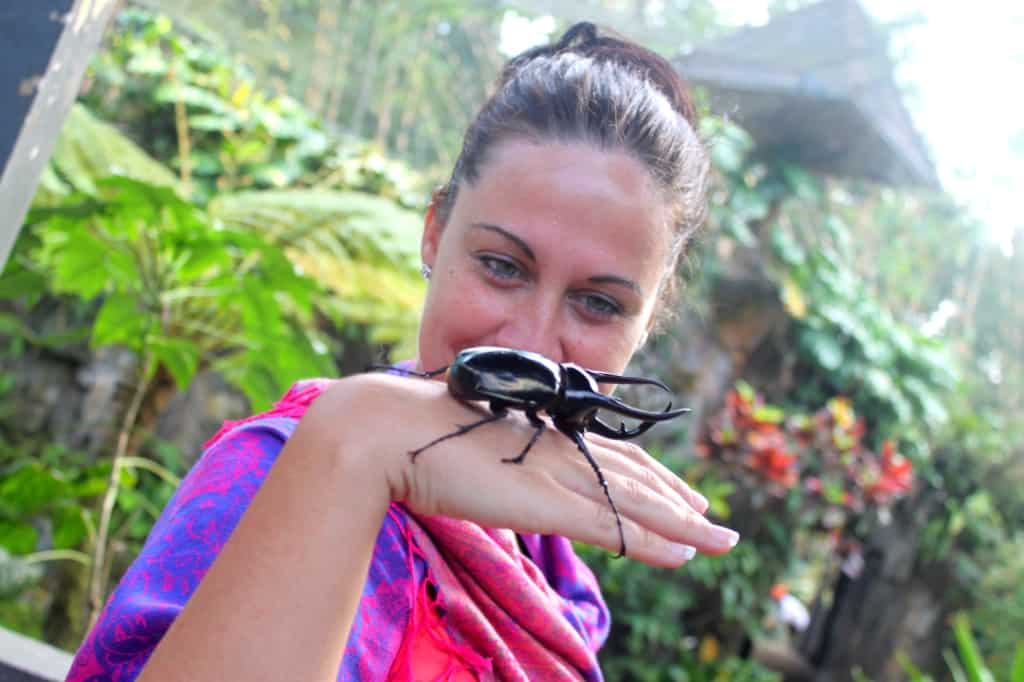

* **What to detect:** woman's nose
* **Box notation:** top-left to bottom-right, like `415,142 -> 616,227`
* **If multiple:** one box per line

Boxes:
492,299 -> 565,363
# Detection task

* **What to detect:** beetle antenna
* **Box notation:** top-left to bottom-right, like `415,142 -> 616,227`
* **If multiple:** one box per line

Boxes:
366,364 -> 448,378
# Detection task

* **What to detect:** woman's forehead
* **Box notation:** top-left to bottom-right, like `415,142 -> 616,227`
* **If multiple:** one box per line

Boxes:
451,139 -> 673,262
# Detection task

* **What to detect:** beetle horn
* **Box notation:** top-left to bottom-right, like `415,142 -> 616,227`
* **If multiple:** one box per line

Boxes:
588,416 -> 658,439
565,391 -> 690,421
581,369 -> 671,393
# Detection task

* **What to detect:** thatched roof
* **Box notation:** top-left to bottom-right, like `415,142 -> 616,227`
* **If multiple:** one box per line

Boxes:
677,0 -> 939,188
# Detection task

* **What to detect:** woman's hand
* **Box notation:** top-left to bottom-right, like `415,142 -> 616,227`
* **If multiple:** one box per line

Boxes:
316,372 -> 738,568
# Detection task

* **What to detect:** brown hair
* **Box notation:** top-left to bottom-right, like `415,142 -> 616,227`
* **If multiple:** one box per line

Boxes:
434,22 -> 710,320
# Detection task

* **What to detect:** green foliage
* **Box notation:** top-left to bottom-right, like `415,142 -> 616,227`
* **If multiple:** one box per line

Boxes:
579,458 -> 785,680
900,612 -> 1024,682
83,7 -> 431,204
912,405 -> 1024,678
207,188 -> 425,356
0,442 -> 102,563
38,104 -> 184,205
143,0 -> 512,172
84,8 -> 326,200
773,220 -> 958,447
0,6 -> 430,641
702,118 -> 782,247
26,175 -> 334,407
585,540 -> 781,681
702,147 -> 962,449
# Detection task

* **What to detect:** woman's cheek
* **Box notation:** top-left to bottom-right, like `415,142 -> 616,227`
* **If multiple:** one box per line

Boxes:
571,322 -> 642,374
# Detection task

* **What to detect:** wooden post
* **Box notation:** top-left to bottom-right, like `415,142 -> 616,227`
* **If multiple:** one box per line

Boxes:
0,0 -> 119,270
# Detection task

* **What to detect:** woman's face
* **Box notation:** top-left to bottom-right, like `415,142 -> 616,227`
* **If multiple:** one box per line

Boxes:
417,138 -> 673,376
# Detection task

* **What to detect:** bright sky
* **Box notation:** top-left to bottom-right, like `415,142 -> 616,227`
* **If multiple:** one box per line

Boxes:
500,3 -> 1024,252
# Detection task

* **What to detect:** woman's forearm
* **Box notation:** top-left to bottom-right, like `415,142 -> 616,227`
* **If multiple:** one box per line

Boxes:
138,382 -> 390,682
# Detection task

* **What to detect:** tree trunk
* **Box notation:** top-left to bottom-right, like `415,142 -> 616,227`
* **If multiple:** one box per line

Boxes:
348,4 -> 383,136
800,492 -> 955,681
304,0 -> 340,117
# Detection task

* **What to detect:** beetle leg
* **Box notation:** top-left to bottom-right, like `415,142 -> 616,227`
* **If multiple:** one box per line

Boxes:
561,427 -> 626,558
502,409 -> 546,464
409,408 -> 507,460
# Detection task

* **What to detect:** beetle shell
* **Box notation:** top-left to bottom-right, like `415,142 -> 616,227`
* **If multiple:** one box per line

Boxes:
447,346 -> 562,408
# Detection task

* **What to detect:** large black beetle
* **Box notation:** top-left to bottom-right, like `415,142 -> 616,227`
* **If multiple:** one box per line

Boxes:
377,346 -> 689,557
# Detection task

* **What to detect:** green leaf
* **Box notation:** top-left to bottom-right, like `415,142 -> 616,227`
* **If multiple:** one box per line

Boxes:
50,506 -> 88,549
35,216 -> 121,299
0,267 -> 48,301
781,164 -> 821,201
92,293 -> 149,351
704,119 -> 753,173
951,612 -> 990,682
43,105 -> 183,198
0,521 -> 38,555
0,465 -> 73,515
752,404 -> 785,424
151,336 -> 200,389
801,330 -> 843,371
73,464 -> 111,499
772,228 -> 806,266
1011,642 -> 1024,682
897,650 -> 935,681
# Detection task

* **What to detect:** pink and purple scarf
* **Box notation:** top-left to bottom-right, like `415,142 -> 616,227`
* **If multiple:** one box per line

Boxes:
67,378 -> 609,680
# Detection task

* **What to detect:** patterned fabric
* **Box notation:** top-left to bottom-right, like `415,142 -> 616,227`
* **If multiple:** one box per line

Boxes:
68,378 -> 609,681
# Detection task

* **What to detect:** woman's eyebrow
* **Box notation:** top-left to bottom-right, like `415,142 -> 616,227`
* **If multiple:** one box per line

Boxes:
588,274 -> 643,297
469,222 -> 642,296
469,222 -> 535,262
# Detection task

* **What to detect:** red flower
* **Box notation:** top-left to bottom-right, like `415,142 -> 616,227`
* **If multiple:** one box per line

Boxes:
747,430 -> 799,487
865,440 -> 913,503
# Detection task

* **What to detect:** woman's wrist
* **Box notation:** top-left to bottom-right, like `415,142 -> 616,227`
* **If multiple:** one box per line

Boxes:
308,372 -> 447,507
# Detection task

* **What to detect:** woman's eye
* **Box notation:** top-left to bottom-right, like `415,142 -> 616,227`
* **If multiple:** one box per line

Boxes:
574,292 -> 623,319
479,255 -> 522,280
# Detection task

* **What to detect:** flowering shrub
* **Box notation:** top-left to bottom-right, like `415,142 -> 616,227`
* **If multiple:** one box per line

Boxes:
700,381 -> 914,529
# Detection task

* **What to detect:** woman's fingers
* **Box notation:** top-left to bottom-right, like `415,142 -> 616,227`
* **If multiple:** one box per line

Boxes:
588,433 -> 709,515
505,475 -> 703,568
551,445 -> 738,556
554,490 -> 698,567
579,438 -> 698,517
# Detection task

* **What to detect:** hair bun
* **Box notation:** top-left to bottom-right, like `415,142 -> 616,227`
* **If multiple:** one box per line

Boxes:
556,22 -> 599,50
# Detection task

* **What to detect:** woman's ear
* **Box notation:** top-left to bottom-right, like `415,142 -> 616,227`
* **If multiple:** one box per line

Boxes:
421,195 -> 443,269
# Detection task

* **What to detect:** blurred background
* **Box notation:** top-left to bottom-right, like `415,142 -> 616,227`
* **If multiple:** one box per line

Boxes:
1,1 -> 1021,680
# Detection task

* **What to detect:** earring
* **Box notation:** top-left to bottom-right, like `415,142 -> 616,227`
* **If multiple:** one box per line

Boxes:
421,264 -> 432,280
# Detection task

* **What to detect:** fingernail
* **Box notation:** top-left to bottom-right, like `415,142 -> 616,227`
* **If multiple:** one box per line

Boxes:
710,526 -> 740,549
670,543 -> 697,561
692,491 -> 709,514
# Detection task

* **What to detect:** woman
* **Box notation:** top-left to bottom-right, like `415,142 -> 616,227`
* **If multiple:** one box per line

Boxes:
68,22 -> 739,681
